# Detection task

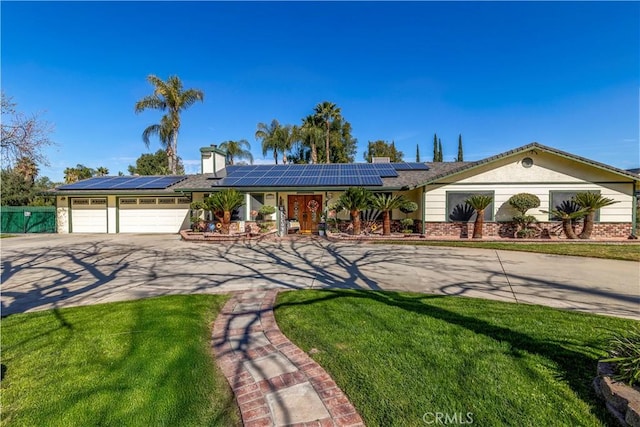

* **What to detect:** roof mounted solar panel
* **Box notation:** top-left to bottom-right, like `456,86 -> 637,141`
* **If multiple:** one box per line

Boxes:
391,162 -> 430,170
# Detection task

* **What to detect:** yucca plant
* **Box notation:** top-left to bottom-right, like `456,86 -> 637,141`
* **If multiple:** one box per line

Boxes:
370,193 -> 408,235
601,326 -> 640,387
205,189 -> 245,234
573,192 -> 618,239
335,187 -> 372,235
465,194 -> 493,239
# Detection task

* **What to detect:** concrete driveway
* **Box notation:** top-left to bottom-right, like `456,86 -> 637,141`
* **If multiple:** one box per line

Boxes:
1,234 -> 638,319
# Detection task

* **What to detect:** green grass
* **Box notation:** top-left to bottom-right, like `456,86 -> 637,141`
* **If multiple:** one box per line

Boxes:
0,234 -> 17,238
371,240 -> 640,261
275,290 -> 638,426
1,295 -> 240,427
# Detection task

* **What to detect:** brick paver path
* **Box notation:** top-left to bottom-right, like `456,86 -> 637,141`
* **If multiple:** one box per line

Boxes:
213,290 -> 365,427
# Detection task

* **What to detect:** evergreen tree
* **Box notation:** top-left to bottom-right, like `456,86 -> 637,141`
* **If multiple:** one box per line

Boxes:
438,139 -> 443,162
416,144 -> 420,162
433,133 -> 438,162
457,134 -> 464,162
364,140 -> 404,162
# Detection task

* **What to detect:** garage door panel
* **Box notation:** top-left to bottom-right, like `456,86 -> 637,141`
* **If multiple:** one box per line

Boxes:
119,206 -> 189,233
71,198 -> 107,233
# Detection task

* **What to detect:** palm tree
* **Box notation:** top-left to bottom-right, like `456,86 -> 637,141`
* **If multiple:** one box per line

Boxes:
275,125 -> 300,164
135,75 -> 204,174
314,101 -> 341,163
335,187 -> 372,235
542,204 -> 587,239
370,193 -> 408,235
465,194 -> 493,239
142,115 -> 174,164
95,166 -> 109,176
15,156 -> 38,185
574,192 -> 618,239
301,115 -> 323,164
255,119 -> 282,164
219,139 -> 254,165
205,189 -> 245,235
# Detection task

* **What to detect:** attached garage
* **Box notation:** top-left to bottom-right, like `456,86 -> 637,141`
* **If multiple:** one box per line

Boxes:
70,198 -> 107,233
117,196 -> 190,233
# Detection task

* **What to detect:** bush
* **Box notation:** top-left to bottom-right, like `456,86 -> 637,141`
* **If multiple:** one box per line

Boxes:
400,201 -> 418,216
258,205 -> 276,217
508,193 -> 540,215
400,218 -> 414,232
602,326 -> 640,386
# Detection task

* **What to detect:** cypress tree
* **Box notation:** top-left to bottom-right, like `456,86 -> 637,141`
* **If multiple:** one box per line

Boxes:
433,133 -> 438,162
416,144 -> 420,162
438,139 -> 443,162
457,134 -> 464,162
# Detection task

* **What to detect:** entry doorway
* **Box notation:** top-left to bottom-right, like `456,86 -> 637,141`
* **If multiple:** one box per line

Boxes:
287,195 -> 323,234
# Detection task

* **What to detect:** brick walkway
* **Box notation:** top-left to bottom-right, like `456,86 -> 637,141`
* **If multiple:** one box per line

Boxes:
212,290 -> 365,427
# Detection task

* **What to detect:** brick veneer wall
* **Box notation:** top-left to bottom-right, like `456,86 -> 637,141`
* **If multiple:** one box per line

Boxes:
332,219 -> 633,239
423,221 -> 633,239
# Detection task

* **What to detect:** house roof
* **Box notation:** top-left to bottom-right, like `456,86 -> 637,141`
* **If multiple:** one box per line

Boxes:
53,142 -> 638,195
414,142 -> 640,186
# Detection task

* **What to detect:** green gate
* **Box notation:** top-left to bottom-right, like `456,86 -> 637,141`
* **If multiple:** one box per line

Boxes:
1,206 -> 57,233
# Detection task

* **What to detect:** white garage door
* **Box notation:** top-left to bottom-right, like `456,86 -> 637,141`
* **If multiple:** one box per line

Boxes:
118,197 -> 190,233
71,198 -> 107,233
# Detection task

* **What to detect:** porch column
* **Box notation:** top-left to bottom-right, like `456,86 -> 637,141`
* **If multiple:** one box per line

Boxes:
245,193 -> 251,220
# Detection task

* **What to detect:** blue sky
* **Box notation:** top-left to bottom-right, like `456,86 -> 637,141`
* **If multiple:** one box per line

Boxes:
2,1 -> 638,182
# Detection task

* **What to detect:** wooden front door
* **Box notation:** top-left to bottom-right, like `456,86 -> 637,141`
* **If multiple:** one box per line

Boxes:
288,195 -> 323,234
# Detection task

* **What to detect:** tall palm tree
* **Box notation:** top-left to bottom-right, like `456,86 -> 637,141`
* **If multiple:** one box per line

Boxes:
255,119 -> 282,164
219,139 -> 254,165
465,194 -> 493,239
205,189 -> 245,235
314,101 -> 341,163
15,156 -> 38,185
370,193 -> 408,235
95,166 -> 109,176
141,115 -> 174,164
335,187 -> 372,235
301,115 -> 323,164
574,192 -> 618,239
275,125 -> 300,164
135,75 -> 204,174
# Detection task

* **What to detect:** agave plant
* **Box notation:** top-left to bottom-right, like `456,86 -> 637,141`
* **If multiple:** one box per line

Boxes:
205,189 -> 245,234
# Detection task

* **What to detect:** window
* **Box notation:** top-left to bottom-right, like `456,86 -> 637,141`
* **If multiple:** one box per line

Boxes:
177,197 -> 191,205
158,197 -> 176,205
250,193 -> 264,220
90,198 -> 106,205
72,198 -> 89,205
446,192 -> 494,222
120,198 -> 137,205
549,191 -> 600,221
139,198 -> 157,205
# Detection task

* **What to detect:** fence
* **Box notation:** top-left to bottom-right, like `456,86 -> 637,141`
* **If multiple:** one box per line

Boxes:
1,206 -> 57,233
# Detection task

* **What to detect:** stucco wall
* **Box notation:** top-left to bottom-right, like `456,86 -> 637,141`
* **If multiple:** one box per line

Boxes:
56,196 -> 68,233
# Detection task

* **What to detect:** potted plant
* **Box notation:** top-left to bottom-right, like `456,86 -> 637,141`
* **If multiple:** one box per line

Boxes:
317,222 -> 326,236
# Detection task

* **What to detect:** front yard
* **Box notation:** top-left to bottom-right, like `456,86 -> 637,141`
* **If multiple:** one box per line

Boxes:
275,289 -> 636,426
0,295 -> 240,426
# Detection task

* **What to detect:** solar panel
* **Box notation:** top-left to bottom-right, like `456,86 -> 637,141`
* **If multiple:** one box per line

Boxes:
391,162 -> 430,170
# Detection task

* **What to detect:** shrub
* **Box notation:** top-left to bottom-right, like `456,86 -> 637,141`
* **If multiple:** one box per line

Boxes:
400,218 -> 414,232
400,201 -> 418,216
602,326 -> 640,386
258,205 -> 276,217
508,193 -> 540,215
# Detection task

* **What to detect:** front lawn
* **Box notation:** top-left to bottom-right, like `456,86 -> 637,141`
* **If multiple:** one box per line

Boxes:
275,290 -> 636,426
371,240 -> 640,261
1,295 -> 240,427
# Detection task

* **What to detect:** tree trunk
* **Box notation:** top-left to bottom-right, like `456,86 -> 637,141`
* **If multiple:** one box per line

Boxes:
579,212 -> 594,239
351,210 -> 361,235
562,218 -> 579,239
170,128 -> 179,175
472,209 -> 484,238
382,210 -> 391,235
311,141 -> 317,164
325,122 -> 330,164
222,210 -> 231,235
